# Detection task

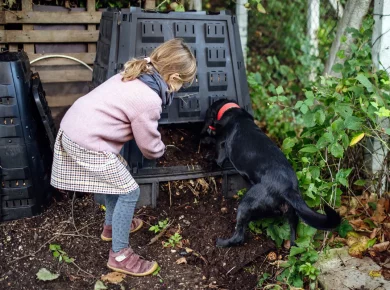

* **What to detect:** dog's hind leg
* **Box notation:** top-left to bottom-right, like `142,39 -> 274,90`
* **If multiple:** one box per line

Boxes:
287,208 -> 299,246
216,184 -> 265,248
216,203 -> 251,247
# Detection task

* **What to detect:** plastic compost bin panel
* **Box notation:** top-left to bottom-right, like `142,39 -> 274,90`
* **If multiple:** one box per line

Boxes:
92,8 -> 252,125
0,52 -> 52,222
94,169 -> 250,208
92,9 -> 122,88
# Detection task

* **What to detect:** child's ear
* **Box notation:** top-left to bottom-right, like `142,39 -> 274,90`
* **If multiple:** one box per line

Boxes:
168,73 -> 181,82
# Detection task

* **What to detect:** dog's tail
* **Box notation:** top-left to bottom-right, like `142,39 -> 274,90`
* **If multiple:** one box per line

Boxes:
284,189 -> 341,230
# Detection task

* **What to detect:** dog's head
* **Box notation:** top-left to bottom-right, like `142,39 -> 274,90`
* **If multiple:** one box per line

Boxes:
201,99 -> 236,137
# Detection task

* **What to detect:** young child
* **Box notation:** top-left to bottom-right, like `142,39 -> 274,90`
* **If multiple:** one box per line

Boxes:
51,39 -> 197,276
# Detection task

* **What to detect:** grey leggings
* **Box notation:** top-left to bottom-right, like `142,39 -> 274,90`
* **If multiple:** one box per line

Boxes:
104,187 -> 140,252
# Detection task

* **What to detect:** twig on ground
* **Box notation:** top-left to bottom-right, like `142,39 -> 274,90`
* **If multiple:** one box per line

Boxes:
197,141 -> 201,154
71,192 -> 79,234
52,232 -> 99,240
166,145 -> 182,151
148,221 -> 173,245
226,266 -> 236,275
71,261 -> 95,278
168,181 -> 172,207
8,236 -> 57,264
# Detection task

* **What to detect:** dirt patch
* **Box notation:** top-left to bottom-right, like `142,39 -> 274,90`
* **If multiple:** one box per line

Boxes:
0,179 -> 277,290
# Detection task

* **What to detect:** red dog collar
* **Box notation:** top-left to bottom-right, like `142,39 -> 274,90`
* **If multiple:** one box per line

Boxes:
217,103 -> 240,121
208,102 -> 240,131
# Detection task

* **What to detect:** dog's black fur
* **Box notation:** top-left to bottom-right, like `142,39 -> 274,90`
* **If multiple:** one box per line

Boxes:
201,99 -> 341,247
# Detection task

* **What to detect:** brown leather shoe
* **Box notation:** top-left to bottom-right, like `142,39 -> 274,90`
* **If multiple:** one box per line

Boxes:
101,218 -> 143,241
107,247 -> 158,276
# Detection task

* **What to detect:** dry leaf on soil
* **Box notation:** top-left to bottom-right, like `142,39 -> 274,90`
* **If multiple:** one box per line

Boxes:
176,257 -> 187,264
267,252 -> 277,261
338,206 -> 348,217
371,199 -> 387,223
347,234 -> 370,259
349,219 -> 371,232
382,268 -> 390,281
372,241 -> 390,253
101,272 -> 126,284
369,270 -> 382,278
196,178 -> 210,192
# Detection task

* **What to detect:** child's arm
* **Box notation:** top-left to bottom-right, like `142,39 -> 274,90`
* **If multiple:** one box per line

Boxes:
131,107 -> 165,160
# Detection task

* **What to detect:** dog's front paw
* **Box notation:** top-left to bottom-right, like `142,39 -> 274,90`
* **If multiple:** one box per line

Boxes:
216,238 -> 229,248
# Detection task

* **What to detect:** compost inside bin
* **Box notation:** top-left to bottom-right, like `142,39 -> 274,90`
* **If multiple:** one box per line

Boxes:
157,124 -> 216,169
53,108 -> 216,169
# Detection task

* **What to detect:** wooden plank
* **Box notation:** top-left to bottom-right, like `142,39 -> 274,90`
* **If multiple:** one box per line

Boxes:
8,44 -> 18,51
0,30 -> 99,43
0,0 -> 3,50
37,69 -> 92,83
0,11 -> 102,24
87,0 -> 97,53
22,0 -> 34,53
46,94 -> 83,107
28,53 -> 96,66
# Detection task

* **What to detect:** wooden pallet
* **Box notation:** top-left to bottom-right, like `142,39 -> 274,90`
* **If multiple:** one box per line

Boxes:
0,0 -> 102,117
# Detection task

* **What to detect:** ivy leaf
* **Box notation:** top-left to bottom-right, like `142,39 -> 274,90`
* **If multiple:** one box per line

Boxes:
298,223 -> 317,238
94,280 -> 108,290
337,220 -> 353,238
344,116 -> 362,130
300,103 -> 308,114
354,179 -> 366,186
36,268 -> 60,281
299,145 -> 318,153
303,112 -> 316,127
295,236 -> 311,248
356,74 -> 373,92
315,110 -> 326,125
332,63 -> 343,73
330,142 -> 344,158
276,86 -> 284,95
290,246 -> 306,256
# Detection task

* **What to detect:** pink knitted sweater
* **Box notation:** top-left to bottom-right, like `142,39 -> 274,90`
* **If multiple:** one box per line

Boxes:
60,74 -> 165,159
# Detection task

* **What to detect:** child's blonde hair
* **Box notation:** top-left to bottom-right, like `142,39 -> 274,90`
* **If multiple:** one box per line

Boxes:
121,38 -> 197,85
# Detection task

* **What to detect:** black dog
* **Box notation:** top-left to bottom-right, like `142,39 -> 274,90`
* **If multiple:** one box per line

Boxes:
201,99 -> 341,247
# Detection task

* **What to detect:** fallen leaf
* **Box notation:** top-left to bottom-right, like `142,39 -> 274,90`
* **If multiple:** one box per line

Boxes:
348,235 -> 370,258
372,241 -> 390,252
347,235 -> 359,247
94,280 -> 107,290
350,219 -> 371,232
267,252 -> 277,261
36,268 -> 60,281
176,257 -> 187,264
284,240 -> 291,249
333,237 -> 347,245
185,247 -> 193,253
369,227 -> 379,239
196,178 -> 209,192
382,268 -> 390,281
369,270 -> 382,278
372,199 -> 387,223
338,206 -> 348,216
101,272 -> 126,284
